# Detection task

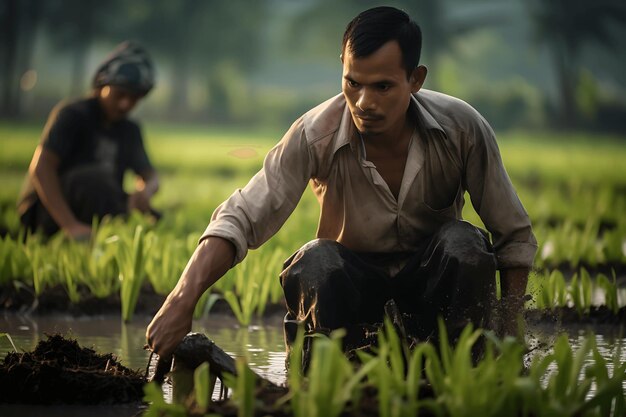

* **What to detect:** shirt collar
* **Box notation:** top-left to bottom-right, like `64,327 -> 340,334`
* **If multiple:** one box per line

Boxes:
332,92 -> 446,157
410,93 -> 446,134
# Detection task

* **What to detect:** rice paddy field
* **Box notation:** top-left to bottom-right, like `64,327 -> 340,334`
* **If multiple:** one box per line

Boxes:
1,121 -> 625,416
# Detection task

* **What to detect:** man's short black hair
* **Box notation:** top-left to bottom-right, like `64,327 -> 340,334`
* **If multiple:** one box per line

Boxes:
342,6 -> 422,77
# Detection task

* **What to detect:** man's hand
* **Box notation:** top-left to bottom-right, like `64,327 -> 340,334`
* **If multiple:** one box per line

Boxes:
145,237 -> 236,358
64,221 -> 92,241
146,293 -> 194,358
130,170 -> 159,213
498,267 -> 530,338
128,189 -> 152,213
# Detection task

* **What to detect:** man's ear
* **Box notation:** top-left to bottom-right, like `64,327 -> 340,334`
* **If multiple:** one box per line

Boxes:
410,65 -> 428,93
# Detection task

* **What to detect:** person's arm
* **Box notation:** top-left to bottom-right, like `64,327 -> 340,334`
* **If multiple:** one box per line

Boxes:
146,236 -> 235,357
128,168 -> 159,213
499,267 -> 530,336
460,107 -> 537,336
147,117 -> 314,356
29,145 -> 91,238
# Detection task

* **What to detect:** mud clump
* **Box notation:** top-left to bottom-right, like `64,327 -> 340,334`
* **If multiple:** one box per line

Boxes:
0,334 -> 145,404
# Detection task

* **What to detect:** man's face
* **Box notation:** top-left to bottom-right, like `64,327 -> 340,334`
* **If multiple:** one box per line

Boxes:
98,85 -> 144,122
342,40 -> 424,139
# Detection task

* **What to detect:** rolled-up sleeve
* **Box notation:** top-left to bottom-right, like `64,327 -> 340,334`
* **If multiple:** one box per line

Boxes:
200,118 -> 314,265
463,114 -> 537,269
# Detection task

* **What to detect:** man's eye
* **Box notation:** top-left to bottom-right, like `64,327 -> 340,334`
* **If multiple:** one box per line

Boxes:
347,80 -> 359,88
378,84 -> 390,91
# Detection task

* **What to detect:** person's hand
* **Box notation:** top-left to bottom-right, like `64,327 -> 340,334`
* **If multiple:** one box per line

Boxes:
498,268 -> 530,340
497,294 -> 527,339
64,221 -> 92,241
146,295 -> 194,358
146,237 -> 236,358
128,190 -> 152,213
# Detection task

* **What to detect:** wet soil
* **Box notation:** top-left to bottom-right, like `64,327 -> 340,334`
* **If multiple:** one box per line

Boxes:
175,383 -> 440,417
525,305 -> 626,326
0,283 -> 287,318
0,283 -> 166,316
0,334 -> 146,404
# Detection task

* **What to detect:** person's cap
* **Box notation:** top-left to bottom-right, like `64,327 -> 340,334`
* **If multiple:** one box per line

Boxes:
92,41 -> 155,95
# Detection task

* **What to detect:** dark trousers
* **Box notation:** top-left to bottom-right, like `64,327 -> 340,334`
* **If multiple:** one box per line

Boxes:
20,165 -> 128,236
280,220 -> 497,353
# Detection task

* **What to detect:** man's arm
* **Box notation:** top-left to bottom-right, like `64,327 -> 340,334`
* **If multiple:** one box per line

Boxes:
128,169 -> 159,213
146,236 -> 235,357
499,267 -> 530,337
29,145 -> 91,238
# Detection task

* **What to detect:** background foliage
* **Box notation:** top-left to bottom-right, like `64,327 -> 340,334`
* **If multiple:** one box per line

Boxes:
1,0 -> 625,131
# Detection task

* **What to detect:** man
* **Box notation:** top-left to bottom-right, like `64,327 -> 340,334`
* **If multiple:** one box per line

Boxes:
147,7 -> 536,359
18,41 -> 159,239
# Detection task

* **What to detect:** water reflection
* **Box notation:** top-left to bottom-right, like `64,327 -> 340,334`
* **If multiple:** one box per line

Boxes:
0,313 -> 287,384
0,313 -> 287,417
526,323 -> 626,395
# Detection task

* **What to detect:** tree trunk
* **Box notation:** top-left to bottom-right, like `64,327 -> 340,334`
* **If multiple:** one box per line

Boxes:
553,43 -> 577,129
70,41 -> 90,97
168,51 -> 190,119
0,0 -> 19,117
69,0 -> 94,97
14,0 -> 43,116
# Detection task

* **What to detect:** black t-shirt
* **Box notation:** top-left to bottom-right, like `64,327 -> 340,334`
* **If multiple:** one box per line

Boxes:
18,97 -> 153,214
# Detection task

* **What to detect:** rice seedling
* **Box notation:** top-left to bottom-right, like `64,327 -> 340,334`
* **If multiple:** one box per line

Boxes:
412,321 -> 527,417
116,225 -> 152,322
528,268 -> 623,313
24,241 -> 55,297
143,381 -> 188,417
222,358 -> 258,417
582,341 -> 626,417
357,319 -> 437,417
281,328 -> 374,417
58,251 -> 80,304
138,319 -> 626,417
0,332 -> 17,352
192,361 -> 214,412
596,272 -> 619,315
220,248 -> 286,325
0,231 -> 31,285
531,334 -> 626,416
193,291 -> 221,319
601,222 -> 626,264
535,219 -> 605,269
53,232 -> 120,301
569,268 -> 593,317
144,232 -> 192,295
536,269 -> 568,310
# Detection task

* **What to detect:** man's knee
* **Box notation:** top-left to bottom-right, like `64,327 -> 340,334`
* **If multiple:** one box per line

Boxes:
61,165 -> 127,218
436,221 -> 496,273
282,239 -> 346,273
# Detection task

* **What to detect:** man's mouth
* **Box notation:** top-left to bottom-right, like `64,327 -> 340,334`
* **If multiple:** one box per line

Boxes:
356,113 -> 383,122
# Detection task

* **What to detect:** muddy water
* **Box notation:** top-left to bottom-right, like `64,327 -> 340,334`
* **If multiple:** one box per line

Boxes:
0,313 -> 286,417
0,313 -> 624,416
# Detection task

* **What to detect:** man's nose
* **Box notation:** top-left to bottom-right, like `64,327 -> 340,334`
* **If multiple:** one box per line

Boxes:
356,88 -> 376,112
117,98 -> 130,111
118,97 -> 135,112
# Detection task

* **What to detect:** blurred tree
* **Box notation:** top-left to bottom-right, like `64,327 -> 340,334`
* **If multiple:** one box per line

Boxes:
43,0 -> 122,97
284,0 -> 509,88
0,0 -> 19,117
525,0 -> 626,128
0,0 -> 44,117
125,0 -> 265,121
